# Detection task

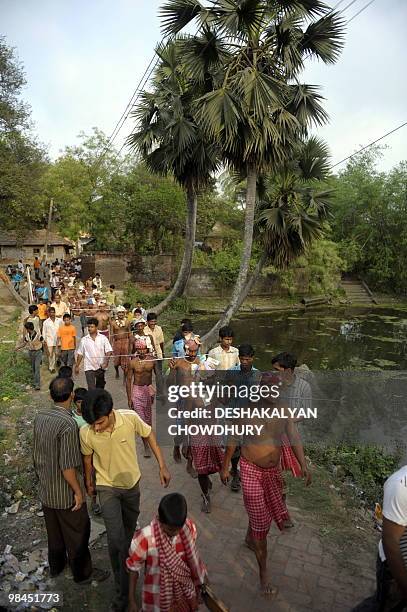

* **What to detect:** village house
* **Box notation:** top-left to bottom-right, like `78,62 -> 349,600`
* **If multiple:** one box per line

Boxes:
0,230 -> 74,262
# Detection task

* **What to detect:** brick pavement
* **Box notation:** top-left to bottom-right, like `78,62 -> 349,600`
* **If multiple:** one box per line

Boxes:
71,330 -> 376,611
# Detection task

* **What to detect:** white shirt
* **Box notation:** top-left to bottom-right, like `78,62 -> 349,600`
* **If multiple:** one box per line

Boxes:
379,465 -> 407,564
208,345 -> 240,370
77,332 -> 113,371
50,275 -> 59,288
92,277 -> 102,290
42,317 -> 62,347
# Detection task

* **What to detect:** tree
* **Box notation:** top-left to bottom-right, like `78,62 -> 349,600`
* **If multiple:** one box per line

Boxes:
161,0 -> 344,346
223,136 -> 334,308
0,38 -> 48,234
128,40 -> 220,314
330,148 -> 407,293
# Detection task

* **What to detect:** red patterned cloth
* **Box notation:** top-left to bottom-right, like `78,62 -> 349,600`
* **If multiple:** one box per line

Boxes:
126,518 -> 207,612
240,455 -> 289,540
131,384 -> 155,426
99,328 -> 110,340
190,443 -> 224,476
280,434 -> 302,477
113,335 -> 130,370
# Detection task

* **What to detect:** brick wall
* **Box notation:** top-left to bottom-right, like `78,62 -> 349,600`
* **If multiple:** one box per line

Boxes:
81,253 -> 176,288
185,268 -> 311,297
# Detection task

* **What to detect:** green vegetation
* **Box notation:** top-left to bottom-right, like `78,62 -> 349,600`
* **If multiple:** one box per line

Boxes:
0,331 -> 31,400
330,147 -> 407,294
306,442 -> 402,508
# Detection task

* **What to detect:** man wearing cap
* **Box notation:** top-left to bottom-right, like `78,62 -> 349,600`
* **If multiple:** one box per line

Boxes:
111,306 -> 131,380
130,319 -> 156,356
126,338 -> 155,457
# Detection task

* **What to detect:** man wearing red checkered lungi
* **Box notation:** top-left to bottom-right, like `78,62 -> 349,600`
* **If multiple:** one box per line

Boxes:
220,372 -> 312,601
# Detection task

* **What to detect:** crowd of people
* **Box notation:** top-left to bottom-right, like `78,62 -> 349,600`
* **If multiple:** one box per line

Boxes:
8,257 -> 407,610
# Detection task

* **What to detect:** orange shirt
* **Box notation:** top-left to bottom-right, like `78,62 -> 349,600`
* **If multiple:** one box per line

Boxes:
57,324 -> 76,350
37,303 -> 48,320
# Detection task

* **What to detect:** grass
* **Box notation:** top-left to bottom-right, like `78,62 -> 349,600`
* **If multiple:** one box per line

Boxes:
287,463 -> 377,566
0,333 -> 31,400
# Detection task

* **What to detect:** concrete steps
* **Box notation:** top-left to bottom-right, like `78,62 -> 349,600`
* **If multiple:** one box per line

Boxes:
341,279 -> 375,304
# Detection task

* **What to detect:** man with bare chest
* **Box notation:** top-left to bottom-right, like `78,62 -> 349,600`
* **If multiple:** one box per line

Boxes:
94,303 -> 111,340
111,306 -> 131,380
168,339 -> 204,478
126,338 -> 155,457
220,371 -> 311,601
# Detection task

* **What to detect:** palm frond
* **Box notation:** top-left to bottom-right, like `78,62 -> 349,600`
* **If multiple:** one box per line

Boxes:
300,12 -> 345,64
273,0 -> 329,18
287,83 -> 329,128
215,0 -> 266,39
197,87 -> 240,145
297,136 -> 331,181
160,0 -> 203,37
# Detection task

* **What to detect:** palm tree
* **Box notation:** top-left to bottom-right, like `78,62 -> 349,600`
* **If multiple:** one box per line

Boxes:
231,136 -> 334,309
128,40 -> 220,315
160,0 -> 344,346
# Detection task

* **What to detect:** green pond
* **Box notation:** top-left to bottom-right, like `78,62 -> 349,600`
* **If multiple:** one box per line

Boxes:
196,306 -> 407,449
198,306 -> 407,371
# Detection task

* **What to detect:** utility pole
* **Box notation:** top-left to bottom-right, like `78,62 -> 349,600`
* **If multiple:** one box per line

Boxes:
43,198 -> 54,260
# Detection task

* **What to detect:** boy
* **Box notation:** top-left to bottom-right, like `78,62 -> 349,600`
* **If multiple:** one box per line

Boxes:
58,365 -> 73,379
172,321 -> 200,358
72,388 -> 101,516
126,493 -> 207,612
21,322 -> 43,390
57,313 -> 77,368
208,325 -> 239,370
37,298 -> 48,332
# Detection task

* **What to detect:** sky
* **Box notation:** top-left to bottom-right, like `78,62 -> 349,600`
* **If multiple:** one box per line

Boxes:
1,0 -> 406,172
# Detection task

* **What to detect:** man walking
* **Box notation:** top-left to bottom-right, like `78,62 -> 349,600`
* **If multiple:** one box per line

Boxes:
57,313 -> 77,368
225,344 -> 260,492
75,317 -> 113,389
51,293 -> 70,320
50,272 -> 59,299
43,307 -> 62,373
220,371 -> 311,600
208,325 -> 240,370
33,377 -> 109,585
144,312 -> 165,395
20,322 -> 43,390
126,338 -> 155,457
80,388 -> 171,611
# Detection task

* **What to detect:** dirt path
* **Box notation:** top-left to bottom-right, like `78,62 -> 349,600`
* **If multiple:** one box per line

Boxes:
0,323 -> 379,611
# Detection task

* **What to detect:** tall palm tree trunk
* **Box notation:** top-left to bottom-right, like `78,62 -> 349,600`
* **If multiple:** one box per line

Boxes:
201,166 -> 257,349
151,184 -> 197,316
234,251 -> 267,311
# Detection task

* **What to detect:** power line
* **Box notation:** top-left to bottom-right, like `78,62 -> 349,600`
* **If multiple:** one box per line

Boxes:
347,0 -> 377,23
332,121 -> 407,168
107,0 -> 377,170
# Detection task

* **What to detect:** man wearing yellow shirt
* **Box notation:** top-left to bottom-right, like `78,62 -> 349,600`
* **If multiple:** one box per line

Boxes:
80,389 -> 170,612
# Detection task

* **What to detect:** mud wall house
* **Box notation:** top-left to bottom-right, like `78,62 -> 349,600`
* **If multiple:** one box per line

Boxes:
0,230 -> 74,262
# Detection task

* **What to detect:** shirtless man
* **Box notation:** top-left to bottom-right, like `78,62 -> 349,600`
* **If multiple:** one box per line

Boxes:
126,338 -> 155,457
220,371 -> 311,600
111,305 -> 131,380
168,339 -> 204,478
94,302 -> 111,339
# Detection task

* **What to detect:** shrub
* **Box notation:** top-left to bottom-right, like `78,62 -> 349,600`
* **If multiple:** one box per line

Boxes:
306,442 -> 402,507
